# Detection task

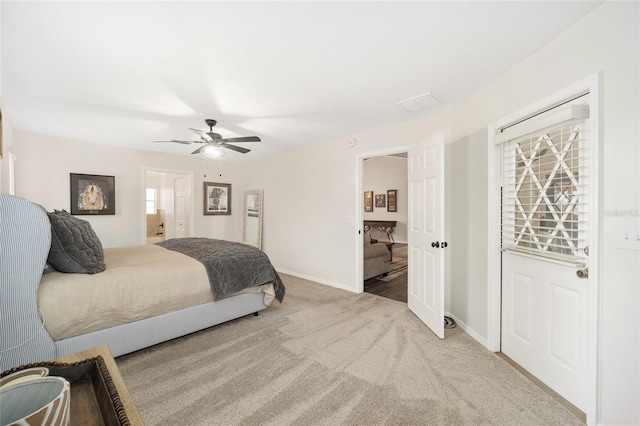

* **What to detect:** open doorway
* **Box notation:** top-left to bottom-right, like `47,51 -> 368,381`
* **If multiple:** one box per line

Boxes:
143,168 -> 194,245
362,154 -> 408,302
356,132 -> 447,339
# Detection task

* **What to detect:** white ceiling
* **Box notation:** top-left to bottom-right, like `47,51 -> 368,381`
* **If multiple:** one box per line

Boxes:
1,1 -> 601,161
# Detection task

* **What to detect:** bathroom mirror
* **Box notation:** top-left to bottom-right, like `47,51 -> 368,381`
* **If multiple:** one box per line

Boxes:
243,189 -> 263,249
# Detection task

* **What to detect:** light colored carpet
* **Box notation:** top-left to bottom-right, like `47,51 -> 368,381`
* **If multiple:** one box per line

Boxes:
117,274 -> 584,426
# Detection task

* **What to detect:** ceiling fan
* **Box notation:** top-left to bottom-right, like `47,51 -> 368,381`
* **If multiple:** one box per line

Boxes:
154,119 -> 261,156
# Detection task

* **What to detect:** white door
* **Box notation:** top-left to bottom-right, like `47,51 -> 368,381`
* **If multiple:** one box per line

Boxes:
407,131 -> 445,338
174,176 -> 188,238
500,104 -> 590,411
502,254 -> 587,409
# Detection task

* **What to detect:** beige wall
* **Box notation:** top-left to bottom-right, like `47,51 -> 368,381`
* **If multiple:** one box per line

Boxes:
12,132 -> 247,248
446,130 -> 488,342
230,112 -> 446,289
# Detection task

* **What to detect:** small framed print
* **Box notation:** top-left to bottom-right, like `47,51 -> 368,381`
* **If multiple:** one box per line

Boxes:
70,173 -> 115,215
204,182 -> 231,215
364,191 -> 373,212
387,189 -> 397,212
375,194 -> 386,208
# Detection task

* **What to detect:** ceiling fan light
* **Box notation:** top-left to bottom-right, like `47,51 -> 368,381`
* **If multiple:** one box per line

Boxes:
201,144 -> 224,158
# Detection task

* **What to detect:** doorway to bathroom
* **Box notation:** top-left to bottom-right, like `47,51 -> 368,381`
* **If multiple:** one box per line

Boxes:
143,168 -> 193,245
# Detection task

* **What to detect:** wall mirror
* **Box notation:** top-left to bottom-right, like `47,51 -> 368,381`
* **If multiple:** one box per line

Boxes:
243,189 -> 264,249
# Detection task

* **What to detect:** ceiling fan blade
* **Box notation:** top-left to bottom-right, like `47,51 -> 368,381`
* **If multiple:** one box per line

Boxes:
153,140 -> 196,145
221,143 -> 251,154
189,128 -> 213,141
223,136 -> 261,143
158,121 -> 257,155
191,146 -> 206,155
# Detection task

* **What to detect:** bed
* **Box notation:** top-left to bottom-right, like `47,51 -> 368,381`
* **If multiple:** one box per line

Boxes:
0,194 -> 285,372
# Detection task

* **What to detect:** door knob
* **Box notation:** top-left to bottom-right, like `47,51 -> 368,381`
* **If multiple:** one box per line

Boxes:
576,268 -> 589,279
441,241 -> 448,248
431,241 -> 440,248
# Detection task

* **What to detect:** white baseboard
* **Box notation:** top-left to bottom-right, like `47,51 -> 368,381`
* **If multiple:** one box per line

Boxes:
445,311 -> 490,350
276,268 -> 356,293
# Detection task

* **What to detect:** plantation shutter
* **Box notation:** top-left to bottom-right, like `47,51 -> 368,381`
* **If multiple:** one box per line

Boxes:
497,97 -> 590,264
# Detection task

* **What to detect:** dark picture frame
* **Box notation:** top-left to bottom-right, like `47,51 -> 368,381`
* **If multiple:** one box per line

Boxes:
70,173 -> 115,215
204,182 -> 231,215
364,191 -> 373,212
387,189 -> 397,212
375,194 -> 386,208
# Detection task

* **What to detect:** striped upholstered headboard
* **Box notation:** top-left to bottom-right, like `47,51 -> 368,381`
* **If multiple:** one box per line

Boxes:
0,194 -> 56,372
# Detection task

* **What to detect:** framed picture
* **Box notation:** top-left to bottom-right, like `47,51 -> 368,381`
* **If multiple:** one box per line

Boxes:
204,182 -> 231,215
375,194 -> 386,208
364,191 -> 373,212
70,173 -> 115,215
387,189 -> 397,212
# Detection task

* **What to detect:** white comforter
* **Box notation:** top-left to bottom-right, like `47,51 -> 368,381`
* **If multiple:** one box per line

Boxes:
38,245 -> 274,340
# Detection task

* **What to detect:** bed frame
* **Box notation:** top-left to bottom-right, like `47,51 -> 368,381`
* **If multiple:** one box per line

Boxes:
0,194 -> 267,372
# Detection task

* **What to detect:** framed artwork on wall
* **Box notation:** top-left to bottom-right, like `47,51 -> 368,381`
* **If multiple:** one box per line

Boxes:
70,173 -> 115,215
387,189 -> 397,212
204,182 -> 231,215
375,194 -> 386,208
364,191 -> 373,212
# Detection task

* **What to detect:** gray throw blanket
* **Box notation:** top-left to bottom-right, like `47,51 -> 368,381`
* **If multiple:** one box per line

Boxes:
156,238 -> 285,302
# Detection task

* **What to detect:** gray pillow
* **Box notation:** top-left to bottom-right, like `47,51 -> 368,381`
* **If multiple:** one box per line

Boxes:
47,210 -> 105,274
43,262 -> 57,274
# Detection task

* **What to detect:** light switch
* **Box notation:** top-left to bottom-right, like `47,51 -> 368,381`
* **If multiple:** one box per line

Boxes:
616,225 -> 640,251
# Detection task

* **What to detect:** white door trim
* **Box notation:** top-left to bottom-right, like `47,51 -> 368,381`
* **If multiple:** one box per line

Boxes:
487,73 -> 601,424
355,145 -> 415,293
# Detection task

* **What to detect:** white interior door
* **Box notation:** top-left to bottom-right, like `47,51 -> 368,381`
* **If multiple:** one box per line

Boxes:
174,176 -> 188,238
500,100 -> 590,411
502,253 -> 587,410
407,131 -> 445,338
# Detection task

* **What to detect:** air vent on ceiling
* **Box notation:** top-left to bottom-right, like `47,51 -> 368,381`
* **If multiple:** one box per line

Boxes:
396,92 -> 441,113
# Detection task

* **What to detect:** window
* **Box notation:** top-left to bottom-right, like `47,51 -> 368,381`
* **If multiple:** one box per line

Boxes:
146,188 -> 156,214
498,99 -> 590,263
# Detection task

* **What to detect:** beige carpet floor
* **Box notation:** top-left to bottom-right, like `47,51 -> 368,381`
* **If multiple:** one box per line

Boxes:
117,274 -> 584,426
